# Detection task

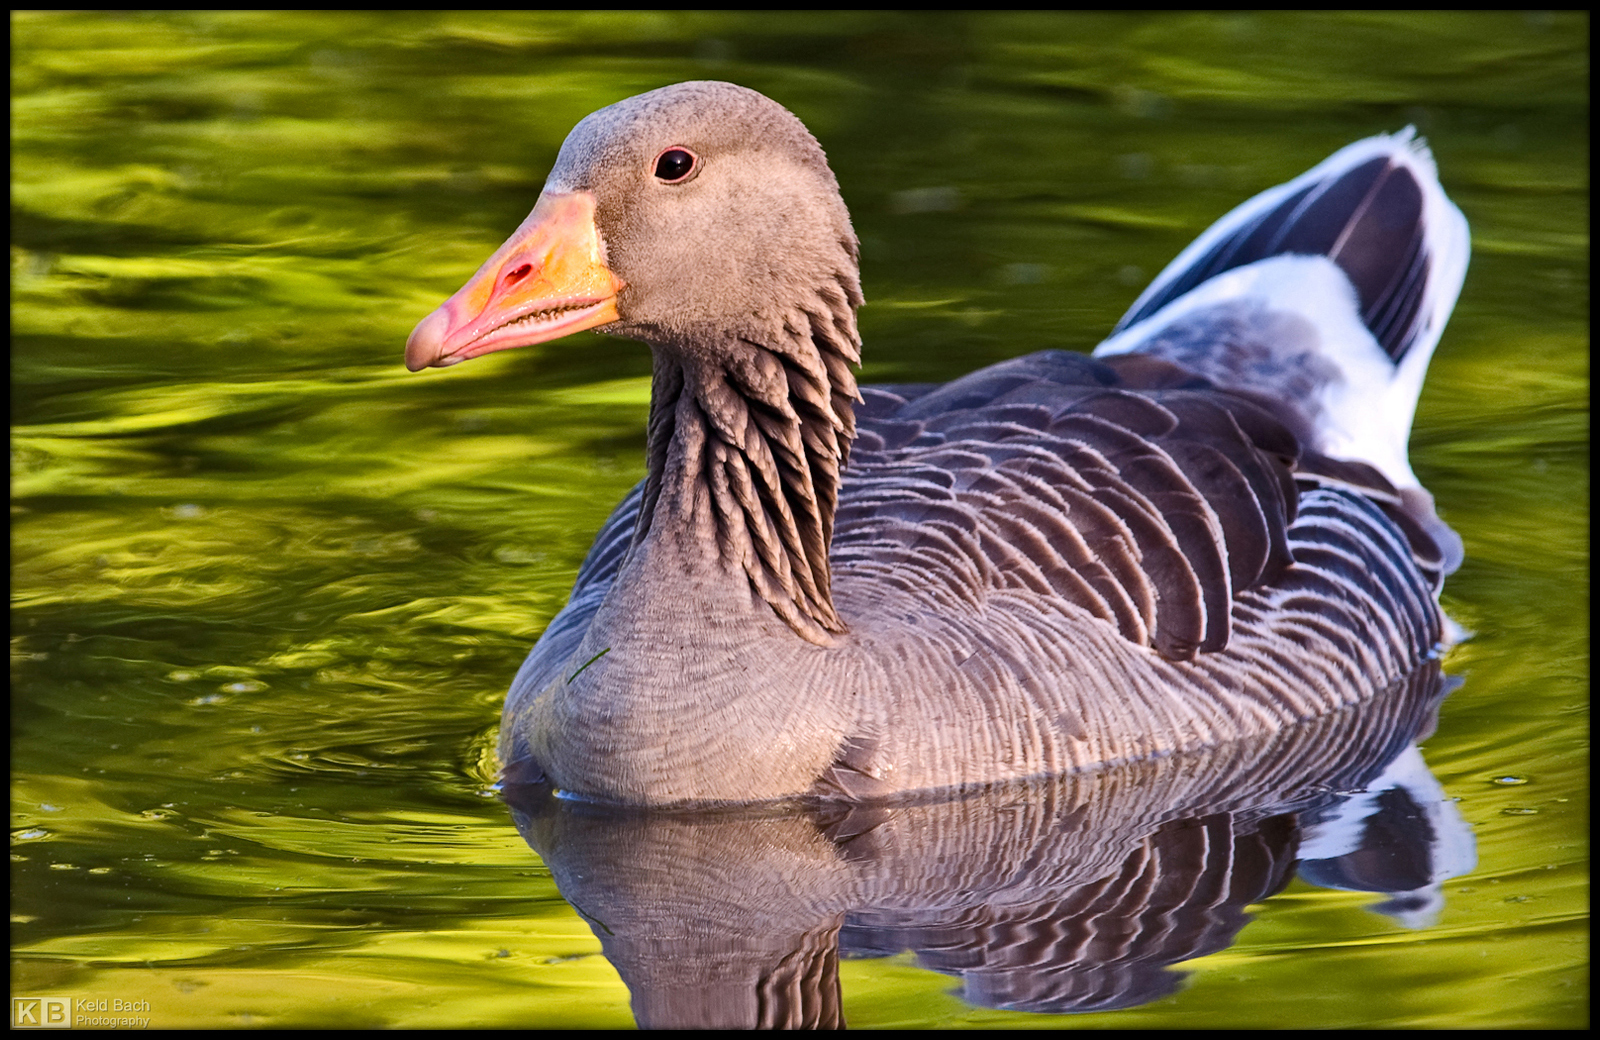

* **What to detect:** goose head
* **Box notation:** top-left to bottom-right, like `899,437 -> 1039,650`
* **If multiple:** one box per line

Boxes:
405,80 -> 862,371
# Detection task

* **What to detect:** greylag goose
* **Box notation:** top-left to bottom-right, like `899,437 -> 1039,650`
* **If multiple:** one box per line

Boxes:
405,81 -> 1469,806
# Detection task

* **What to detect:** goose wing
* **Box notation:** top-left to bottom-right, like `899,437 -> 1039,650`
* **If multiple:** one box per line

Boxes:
832,350 -> 1445,662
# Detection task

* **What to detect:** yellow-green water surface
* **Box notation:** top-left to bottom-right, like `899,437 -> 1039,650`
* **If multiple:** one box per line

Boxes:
12,11 -> 1588,1028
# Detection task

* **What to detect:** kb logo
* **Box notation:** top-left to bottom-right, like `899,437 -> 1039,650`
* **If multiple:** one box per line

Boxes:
13,997 -> 71,1028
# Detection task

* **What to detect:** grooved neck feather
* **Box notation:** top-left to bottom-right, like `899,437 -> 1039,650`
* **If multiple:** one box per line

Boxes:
632,270 -> 863,644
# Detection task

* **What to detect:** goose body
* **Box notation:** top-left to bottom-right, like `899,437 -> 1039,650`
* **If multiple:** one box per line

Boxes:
406,82 -> 1468,806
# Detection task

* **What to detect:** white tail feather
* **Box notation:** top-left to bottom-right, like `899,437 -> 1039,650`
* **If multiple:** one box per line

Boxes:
1095,129 -> 1470,493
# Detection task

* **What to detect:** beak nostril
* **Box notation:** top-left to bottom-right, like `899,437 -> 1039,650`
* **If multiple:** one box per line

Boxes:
505,263 -> 533,287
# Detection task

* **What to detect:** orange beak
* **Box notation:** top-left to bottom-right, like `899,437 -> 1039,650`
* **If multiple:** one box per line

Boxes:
405,191 -> 624,371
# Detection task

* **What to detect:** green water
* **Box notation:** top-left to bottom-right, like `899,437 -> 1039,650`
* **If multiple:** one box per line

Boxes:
11,11 -> 1587,1028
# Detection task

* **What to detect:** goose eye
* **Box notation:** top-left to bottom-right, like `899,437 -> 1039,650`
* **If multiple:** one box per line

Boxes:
653,147 -> 698,184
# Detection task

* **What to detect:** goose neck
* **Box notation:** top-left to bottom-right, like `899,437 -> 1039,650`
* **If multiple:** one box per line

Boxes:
633,324 -> 858,645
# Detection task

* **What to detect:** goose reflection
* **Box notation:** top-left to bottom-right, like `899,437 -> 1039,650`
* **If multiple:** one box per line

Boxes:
503,664 -> 1472,1028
